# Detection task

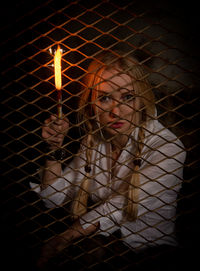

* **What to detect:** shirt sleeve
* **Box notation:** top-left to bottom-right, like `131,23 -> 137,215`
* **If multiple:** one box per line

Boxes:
29,146 -> 88,208
122,140 -> 186,248
138,140 -> 186,217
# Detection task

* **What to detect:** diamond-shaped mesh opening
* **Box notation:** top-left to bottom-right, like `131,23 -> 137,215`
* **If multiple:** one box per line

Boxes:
1,1 -> 200,270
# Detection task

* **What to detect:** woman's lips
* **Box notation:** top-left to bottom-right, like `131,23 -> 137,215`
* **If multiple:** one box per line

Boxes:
109,122 -> 124,129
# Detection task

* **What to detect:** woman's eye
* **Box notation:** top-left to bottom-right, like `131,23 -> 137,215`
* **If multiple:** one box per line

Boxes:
99,95 -> 110,103
123,94 -> 135,102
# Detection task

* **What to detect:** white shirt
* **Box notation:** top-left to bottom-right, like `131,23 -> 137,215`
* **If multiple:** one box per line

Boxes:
30,119 -> 186,251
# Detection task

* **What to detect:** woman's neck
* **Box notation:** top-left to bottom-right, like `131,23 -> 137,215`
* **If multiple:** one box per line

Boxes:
111,134 -> 129,153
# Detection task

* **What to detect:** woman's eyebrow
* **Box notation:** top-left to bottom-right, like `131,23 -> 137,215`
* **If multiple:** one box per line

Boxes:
97,89 -> 135,96
120,89 -> 135,94
97,90 -> 110,95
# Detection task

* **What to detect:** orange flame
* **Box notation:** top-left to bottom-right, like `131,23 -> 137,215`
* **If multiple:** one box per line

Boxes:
54,45 -> 62,90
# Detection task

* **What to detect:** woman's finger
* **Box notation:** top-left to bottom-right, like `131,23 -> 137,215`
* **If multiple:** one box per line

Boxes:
47,136 -> 63,144
42,127 -> 57,139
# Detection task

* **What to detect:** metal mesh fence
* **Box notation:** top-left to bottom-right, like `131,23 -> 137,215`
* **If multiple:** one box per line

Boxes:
1,0 -> 200,270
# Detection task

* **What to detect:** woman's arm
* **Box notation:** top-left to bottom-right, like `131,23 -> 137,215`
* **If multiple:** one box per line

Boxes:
30,142 -> 88,208
41,160 -> 62,190
41,115 -> 69,190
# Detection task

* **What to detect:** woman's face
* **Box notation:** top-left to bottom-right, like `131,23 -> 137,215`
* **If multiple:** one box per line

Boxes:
93,68 -> 143,138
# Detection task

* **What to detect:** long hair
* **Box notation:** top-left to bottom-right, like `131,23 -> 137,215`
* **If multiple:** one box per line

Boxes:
72,50 -> 155,221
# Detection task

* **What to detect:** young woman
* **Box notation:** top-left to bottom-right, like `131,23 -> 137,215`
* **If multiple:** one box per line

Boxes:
31,50 -> 186,269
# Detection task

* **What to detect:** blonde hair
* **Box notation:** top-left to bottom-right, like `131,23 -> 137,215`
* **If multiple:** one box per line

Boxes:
72,50 -> 155,221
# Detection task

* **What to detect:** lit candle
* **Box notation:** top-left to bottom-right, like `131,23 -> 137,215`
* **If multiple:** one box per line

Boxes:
54,45 -> 62,118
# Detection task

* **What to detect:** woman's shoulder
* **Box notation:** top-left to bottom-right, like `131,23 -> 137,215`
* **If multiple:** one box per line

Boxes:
145,120 -> 184,147
143,120 -> 186,161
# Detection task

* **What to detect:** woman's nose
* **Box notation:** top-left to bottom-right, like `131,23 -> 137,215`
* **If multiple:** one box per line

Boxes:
110,101 -> 120,117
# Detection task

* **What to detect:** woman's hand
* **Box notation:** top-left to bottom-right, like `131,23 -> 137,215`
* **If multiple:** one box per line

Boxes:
36,235 -> 69,269
36,220 -> 99,269
42,115 -> 69,150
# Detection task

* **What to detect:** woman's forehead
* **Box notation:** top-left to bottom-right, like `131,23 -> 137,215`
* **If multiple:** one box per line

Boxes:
97,69 -> 133,91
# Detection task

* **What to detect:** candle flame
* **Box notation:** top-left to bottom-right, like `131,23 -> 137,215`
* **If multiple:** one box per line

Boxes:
54,45 -> 62,90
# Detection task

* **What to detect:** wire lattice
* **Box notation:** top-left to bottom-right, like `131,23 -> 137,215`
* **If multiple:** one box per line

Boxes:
1,0 -> 200,270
